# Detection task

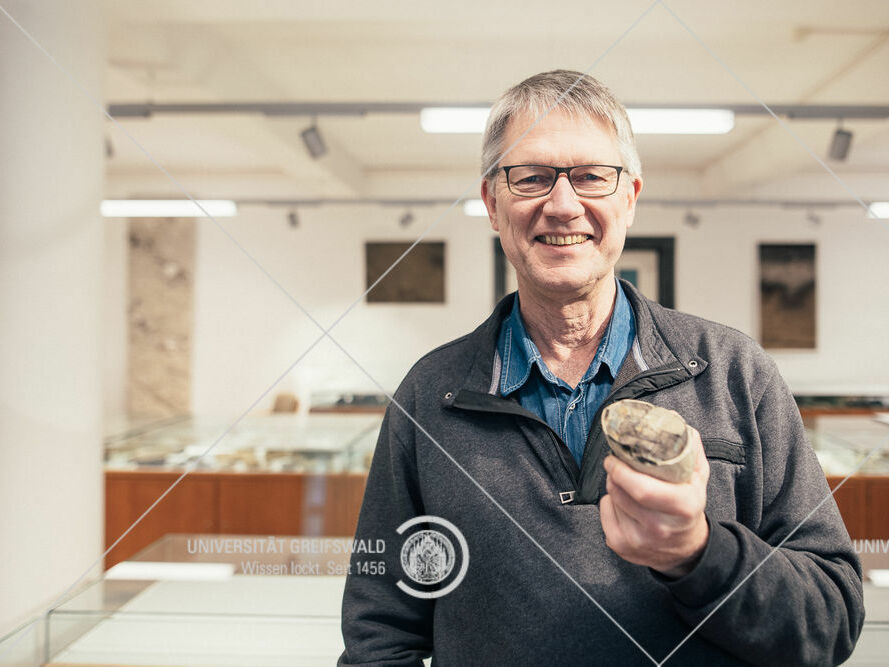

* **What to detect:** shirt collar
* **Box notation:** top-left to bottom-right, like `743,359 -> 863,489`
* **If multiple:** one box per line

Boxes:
497,278 -> 634,395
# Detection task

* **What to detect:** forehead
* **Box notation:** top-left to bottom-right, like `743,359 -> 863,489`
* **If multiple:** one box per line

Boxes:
501,109 -> 621,166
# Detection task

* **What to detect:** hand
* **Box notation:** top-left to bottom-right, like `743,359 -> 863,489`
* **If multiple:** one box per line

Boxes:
599,426 -> 710,578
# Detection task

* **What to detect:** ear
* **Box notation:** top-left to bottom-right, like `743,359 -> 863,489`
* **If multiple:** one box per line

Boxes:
624,175 -> 643,229
481,178 -> 499,232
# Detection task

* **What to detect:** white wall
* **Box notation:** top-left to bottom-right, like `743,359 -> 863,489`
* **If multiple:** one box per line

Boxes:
192,206 -> 494,416
0,0 -> 104,640
103,219 -> 128,419
631,205 -> 889,395
187,202 -> 889,418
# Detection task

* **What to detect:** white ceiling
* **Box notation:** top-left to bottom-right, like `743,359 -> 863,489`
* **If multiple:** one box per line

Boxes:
102,0 -> 889,208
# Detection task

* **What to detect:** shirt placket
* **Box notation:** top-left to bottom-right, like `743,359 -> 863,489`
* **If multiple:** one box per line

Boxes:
564,384 -> 585,464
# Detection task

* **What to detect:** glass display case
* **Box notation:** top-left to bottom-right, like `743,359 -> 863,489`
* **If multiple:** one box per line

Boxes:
104,412 -> 384,474
103,409 -> 889,478
807,413 -> 889,476
5,535 -> 353,667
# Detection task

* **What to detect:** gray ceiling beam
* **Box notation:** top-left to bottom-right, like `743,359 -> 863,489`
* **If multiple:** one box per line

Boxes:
107,102 -> 889,120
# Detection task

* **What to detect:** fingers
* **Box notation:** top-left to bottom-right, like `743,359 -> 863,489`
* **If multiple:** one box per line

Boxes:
605,473 -> 685,529
600,492 -> 643,556
687,426 -> 711,484
604,455 -> 704,518
601,422 -> 711,573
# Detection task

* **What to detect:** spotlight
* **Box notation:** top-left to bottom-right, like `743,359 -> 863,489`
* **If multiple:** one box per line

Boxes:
683,210 -> 700,228
806,211 -> 821,226
301,124 -> 327,159
399,211 -> 415,228
288,210 -> 299,228
828,125 -> 852,161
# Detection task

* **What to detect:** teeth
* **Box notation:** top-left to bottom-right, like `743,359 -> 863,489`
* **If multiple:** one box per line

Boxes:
542,234 -> 588,246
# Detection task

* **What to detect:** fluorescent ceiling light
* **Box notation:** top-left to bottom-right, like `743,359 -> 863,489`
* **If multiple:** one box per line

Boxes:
420,107 -> 733,135
463,199 -> 489,217
627,108 -> 734,134
421,107 -> 491,133
867,202 -> 889,218
101,200 -> 238,218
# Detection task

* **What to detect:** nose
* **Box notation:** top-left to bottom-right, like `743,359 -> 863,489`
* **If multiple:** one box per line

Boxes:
543,174 -> 584,220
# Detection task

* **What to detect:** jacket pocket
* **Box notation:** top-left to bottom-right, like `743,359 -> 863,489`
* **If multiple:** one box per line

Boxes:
702,437 -> 746,465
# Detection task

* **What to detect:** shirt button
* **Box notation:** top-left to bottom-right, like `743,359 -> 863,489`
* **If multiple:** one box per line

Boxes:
568,404 -> 575,411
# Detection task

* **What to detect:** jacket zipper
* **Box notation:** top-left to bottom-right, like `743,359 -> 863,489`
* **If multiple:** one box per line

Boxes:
449,391 -> 580,492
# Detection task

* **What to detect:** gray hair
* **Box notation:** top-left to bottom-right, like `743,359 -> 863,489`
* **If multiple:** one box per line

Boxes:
481,70 -> 642,182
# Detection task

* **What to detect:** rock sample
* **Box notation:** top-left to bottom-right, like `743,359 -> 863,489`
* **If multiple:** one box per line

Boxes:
601,399 -> 695,483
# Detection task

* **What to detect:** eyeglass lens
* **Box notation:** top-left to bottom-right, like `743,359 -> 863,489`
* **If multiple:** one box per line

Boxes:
507,165 -> 619,197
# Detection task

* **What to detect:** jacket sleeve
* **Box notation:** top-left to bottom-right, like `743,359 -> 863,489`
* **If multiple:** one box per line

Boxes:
655,366 -> 865,666
338,406 -> 434,667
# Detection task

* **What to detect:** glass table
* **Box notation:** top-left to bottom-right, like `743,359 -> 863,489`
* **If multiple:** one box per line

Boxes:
43,535 -> 355,666
2,527 -> 889,666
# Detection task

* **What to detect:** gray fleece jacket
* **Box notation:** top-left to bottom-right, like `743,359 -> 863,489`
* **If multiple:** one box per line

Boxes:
339,280 -> 864,666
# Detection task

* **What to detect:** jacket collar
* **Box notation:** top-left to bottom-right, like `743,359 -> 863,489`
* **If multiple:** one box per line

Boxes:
498,279 -> 634,395
455,279 -> 708,398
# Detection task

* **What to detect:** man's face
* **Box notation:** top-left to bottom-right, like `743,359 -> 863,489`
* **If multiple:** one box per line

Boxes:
481,110 -> 642,298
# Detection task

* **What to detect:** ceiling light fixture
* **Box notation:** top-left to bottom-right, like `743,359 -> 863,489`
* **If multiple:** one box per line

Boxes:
420,107 -> 491,133
867,202 -> 889,219
828,123 -> 853,161
100,200 -> 238,218
463,199 -> 489,217
301,122 -> 328,159
627,108 -> 734,134
420,106 -> 734,135
683,210 -> 701,228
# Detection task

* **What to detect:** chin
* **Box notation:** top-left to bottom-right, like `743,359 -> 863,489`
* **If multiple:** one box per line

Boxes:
530,263 -> 618,292
527,273 -> 598,295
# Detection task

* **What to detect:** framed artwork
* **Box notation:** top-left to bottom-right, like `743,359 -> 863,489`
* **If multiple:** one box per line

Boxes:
365,241 -> 445,303
492,238 -> 517,305
617,237 -> 675,308
759,243 -> 816,349
617,250 -> 659,301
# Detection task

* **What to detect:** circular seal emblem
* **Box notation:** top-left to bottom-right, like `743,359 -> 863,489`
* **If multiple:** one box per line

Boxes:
400,529 -> 455,585
395,515 -> 469,599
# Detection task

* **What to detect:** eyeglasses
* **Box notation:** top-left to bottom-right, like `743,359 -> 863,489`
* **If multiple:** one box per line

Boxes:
501,164 -> 624,198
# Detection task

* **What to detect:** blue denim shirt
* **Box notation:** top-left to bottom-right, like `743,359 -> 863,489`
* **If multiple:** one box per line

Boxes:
496,280 -> 636,468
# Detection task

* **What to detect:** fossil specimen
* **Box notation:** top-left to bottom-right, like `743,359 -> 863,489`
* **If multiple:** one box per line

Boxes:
601,399 -> 695,483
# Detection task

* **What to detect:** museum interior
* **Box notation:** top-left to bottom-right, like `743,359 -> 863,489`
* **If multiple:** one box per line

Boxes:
1,0 -> 889,664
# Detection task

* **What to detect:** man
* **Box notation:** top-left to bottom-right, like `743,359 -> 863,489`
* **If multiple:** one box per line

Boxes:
339,71 -> 863,665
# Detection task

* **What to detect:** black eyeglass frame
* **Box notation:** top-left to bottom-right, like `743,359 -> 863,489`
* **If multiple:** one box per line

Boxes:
500,164 -> 625,198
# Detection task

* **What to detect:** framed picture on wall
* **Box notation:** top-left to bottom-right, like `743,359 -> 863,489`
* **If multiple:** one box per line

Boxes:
616,237 -> 674,308
758,243 -> 816,349
365,241 -> 446,303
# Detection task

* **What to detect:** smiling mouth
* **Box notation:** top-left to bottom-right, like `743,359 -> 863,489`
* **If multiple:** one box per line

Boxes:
535,234 -> 592,246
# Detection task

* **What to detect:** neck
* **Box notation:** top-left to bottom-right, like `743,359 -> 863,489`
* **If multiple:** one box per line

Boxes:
516,276 -> 618,363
